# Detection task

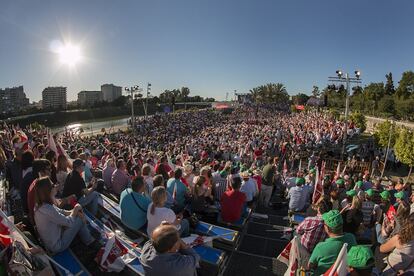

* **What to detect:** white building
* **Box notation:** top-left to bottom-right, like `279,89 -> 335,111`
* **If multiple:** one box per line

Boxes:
101,84 -> 122,102
77,90 -> 103,107
0,86 -> 30,114
42,87 -> 67,109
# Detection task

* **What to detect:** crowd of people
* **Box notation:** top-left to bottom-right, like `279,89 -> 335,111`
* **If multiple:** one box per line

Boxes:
0,105 -> 413,275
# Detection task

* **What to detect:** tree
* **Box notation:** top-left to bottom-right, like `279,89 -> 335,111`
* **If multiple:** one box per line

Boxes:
374,120 -> 398,148
292,93 -> 309,105
363,82 -> 385,114
394,127 -> 414,179
311,86 -> 320,98
349,111 -> 367,133
249,83 -> 289,104
395,98 -> 414,121
377,95 -> 395,116
180,87 -> 190,101
112,95 -> 128,106
396,71 -> 414,99
384,72 -> 395,95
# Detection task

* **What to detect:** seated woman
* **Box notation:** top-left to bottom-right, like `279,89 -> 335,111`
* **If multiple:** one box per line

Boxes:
341,194 -> 363,236
380,213 -> 414,275
191,176 -> 216,215
34,177 -> 96,254
377,201 -> 410,244
147,186 -> 190,238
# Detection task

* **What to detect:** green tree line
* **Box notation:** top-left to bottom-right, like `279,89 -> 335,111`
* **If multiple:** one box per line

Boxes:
321,71 -> 414,121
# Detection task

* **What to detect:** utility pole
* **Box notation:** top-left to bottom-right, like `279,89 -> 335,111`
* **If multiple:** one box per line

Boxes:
125,85 -> 140,135
145,83 -> 151,119
328,70 -> 362,158
381,119 -> 394,178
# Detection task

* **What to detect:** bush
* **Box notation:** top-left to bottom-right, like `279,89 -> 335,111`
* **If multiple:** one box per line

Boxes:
349,111 -> 367,133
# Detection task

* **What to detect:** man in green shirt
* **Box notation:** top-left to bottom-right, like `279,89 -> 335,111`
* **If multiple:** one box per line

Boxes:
308,210 -> 357,275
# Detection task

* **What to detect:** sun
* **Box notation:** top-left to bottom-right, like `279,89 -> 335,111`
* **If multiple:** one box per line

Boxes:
56,43 -> 82,67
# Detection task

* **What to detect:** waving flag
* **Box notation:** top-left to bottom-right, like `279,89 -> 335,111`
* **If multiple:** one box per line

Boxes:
276,236 -> 300,276
283,160 -> 288,176
334,162 -> 341,180
47,129 -> 58,155
312,161 -> 325,204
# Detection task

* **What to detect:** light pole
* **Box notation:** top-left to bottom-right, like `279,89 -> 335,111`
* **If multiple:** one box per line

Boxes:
125,85 -> 141,134
381,118 -> 395,178
145,83 -> 151,119
328,70 -> 362,158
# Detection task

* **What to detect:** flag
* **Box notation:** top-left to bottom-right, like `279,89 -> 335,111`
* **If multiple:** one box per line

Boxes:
47,129 -> 58,155
276,236 -> 300,276
335,162 -> 341,180
312,161 -> 325,204
283,160 -> 288,176
13,130 -> 29,151
324,243 -> 348,276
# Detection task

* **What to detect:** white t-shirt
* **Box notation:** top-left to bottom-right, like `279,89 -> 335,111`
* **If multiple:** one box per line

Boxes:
146,203 -> 178,236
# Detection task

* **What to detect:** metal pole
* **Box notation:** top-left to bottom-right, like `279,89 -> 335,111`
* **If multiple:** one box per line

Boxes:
341,73 -> 350,158
381,121 -> 393,178
131,89 -> 135,134
145,84 -> 149,119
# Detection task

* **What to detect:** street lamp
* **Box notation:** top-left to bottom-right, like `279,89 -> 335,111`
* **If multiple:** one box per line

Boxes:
381,118 -> 395,178
125,85 -> 141,134
328,70 -> 362,157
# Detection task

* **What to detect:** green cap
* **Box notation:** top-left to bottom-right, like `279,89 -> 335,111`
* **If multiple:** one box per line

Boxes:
336,179 -> 345,186
309,168 -> 316,174
380,190 -> 391,200
295,177 -> 305,186
322,210 -> 343,229
394,191 -> 405,199
356,180 -> 363,188
346,190 -> 357,197
366,189 -> 374,197
347,246 -> 374,269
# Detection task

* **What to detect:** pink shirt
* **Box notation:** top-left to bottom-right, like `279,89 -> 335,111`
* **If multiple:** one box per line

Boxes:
111,169 -> 129,195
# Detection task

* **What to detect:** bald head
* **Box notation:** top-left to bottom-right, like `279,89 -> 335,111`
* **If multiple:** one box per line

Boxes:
152,225 -> 180,253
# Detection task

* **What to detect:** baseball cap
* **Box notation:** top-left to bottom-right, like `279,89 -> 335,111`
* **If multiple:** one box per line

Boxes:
380,190 -> 391,200
394,191 -> 405,199
347,246 -> 374,269
336,179 -> 345,186
295,177 -> 305,186
356,180 -> 363,188
346,190 -> 357,197
322,210 -> 343,229
366,189 -> 374,197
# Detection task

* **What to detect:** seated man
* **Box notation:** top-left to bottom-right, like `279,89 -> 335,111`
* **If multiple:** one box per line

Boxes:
166,168 -> 189,211
62,159 -> 100,215
140,224 -> 200,276
220,176 -> 246,223
347,246 -> 375,276
111,159 -> 130,196
308,210 -> 357,275
120,176 -> 151,231
296,199 -> 329,262
288,177 -> 309,212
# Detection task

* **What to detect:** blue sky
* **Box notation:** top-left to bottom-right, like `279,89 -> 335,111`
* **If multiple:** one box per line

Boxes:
1,0 -> 413,101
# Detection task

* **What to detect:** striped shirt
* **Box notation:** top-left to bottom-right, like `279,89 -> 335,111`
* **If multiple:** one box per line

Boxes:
296,214 -> 327,252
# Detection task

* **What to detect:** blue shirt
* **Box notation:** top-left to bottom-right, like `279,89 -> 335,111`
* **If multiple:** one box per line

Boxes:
166,178 -> 188,208
120,188 -> 151,230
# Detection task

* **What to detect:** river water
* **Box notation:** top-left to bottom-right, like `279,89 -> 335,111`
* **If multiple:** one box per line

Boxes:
51,116 -> 130,135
